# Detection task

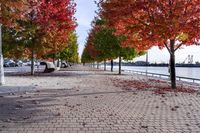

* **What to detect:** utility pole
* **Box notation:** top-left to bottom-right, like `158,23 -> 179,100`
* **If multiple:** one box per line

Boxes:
0,24 -> 5,85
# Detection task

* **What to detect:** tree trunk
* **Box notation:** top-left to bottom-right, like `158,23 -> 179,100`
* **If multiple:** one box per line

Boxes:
57,59 -> 60,67
97,62 -> 99,69
146,51 -> 148,66
111,60 -> 113,72
61,60 -> 63,67
104,60 -> 106,71
53,53 -> 56,65
31,49 -> 35,75
169,39 -> 176,89
119,56 -> 122,75
0,24 -> 5,85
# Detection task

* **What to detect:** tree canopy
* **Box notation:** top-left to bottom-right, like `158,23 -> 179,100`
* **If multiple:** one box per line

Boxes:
59,32 -> 79,63
81,17 -> 144,74
98,0 -> 200,88
1,0 -> 77,60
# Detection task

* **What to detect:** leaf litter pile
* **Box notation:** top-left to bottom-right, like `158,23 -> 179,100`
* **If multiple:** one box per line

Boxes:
111,78 -> 198,95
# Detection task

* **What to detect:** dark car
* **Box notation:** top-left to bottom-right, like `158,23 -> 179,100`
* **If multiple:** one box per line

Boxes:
3,61 -> 10,67
4,60 -> 16,67
15,60 -> 23,67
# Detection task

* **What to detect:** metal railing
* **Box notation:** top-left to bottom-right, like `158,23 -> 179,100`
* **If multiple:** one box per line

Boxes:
123,69 -> 200,84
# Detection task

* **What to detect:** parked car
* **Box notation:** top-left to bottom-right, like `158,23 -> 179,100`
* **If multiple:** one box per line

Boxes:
26,61 -> 39,66
3,61 -> 10,67
26,61 -> 31,66
4,60 -> 16,67
15,60 -> 23,67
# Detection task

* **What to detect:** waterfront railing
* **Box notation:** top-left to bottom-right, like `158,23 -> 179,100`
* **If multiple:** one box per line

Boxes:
123,69 -> 200,84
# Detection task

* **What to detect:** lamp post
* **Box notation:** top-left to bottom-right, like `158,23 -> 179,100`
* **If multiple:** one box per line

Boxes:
0,24 -> 5,85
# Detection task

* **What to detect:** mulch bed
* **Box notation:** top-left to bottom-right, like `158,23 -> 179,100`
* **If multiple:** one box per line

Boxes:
111,78 -> 198,95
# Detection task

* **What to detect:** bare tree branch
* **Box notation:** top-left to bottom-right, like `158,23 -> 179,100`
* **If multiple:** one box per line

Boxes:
164,42 -> 172,55
174,42 -> 184,52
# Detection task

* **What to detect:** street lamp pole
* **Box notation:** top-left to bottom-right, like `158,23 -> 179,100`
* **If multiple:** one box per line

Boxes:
0,24 -> 5,85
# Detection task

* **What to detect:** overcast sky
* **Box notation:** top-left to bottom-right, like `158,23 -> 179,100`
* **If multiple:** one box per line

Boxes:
74,0 -> 200,63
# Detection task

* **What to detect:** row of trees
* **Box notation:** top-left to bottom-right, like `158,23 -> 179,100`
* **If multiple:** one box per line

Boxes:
82,0 -> 199,89
0,0 -> 78,81
81,18 -> 144,74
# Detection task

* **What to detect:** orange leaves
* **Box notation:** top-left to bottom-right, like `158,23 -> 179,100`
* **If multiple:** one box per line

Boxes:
1,0 -> 77,59
86,43 -> 98,59
85,31 -> 99,59
0,0 -> 27,27
22,0 -> 77,57
36,0 -> 76,47
36,0 -> 76,32
99,0 -> 200,50
111,78 -> 197,95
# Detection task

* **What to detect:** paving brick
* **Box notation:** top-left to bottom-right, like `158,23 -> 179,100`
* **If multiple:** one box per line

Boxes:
0,66 -> 200,132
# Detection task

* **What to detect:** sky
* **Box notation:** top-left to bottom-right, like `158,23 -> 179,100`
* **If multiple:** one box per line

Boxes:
74,0 -> 97,58
74,0 -> 200,64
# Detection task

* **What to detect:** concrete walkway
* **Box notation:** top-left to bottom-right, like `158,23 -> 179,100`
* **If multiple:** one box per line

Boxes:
0,65 -> 200,133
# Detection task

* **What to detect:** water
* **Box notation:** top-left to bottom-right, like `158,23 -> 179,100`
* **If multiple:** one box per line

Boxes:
104,65 -> 200,79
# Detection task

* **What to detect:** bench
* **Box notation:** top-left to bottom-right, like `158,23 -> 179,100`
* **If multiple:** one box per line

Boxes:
40,61 -> 56,73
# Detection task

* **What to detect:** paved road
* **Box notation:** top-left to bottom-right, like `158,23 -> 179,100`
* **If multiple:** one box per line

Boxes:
0,65 -> 200,133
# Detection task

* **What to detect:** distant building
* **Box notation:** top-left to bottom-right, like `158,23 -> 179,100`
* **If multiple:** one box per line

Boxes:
134,61 -> 149,66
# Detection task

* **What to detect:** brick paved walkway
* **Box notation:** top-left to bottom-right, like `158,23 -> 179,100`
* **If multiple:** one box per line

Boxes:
0,65 -> 200,133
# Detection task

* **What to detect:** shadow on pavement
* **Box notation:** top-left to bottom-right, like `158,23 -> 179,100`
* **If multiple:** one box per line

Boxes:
0,92 -> 59,127
0,86 -> 36,94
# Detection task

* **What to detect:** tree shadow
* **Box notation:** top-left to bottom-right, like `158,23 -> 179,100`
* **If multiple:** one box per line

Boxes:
0,87 -> 136,131
29,88 -> 136,99
0,91 -> 63,131
0,86 -> 36,94
4,70 -> 92,78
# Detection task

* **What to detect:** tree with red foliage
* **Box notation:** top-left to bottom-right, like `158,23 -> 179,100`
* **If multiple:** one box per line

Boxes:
99,0 -> 200,89
81,37 -> 97,65
85,28 -> 99,60
37,0 -> 76,32
23,0 -> 76,75
0,0 -> 26,27
36,0 -> 76,50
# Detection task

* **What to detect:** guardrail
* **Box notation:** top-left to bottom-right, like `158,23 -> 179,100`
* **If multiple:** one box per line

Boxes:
123,69 -> 200,84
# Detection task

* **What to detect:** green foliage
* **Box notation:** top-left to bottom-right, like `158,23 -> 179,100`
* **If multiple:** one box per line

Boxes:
2,26 -> 26,59
93,28 -> 120,60
2,19 -> 79,62
1,0 -> 77,62
81,17 -> 143,63
92,19 -> 142,62
59,32 -> 79,63
2,19 -> 45,59
81,47 -> 94,63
